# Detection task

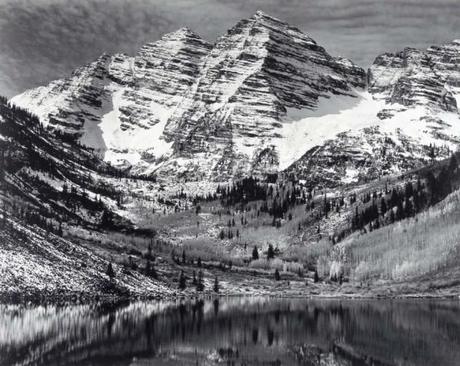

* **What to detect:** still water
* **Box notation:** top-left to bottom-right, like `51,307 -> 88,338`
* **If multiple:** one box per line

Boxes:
1,297 -> 459,366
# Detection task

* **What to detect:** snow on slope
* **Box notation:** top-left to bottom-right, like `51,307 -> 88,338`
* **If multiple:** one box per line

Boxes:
10,29 -> 211,172
276,88 -> 460,171
95,88 -> 175,167
276,91 -> 385,170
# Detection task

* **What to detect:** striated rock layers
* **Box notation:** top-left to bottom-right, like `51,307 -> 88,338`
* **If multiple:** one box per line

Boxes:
10,12 -> 460,185
11,28 -> 211,170
286,40 -> 460,187
11,12 -> 365,179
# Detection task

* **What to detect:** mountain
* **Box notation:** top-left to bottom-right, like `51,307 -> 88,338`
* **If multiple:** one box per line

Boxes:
2,13 -> 460,300
8,12 -> 460,186
11,28 -> 211,171
159,11 -> 366,180
286,40 -> 460,187
11,11 -> 366,180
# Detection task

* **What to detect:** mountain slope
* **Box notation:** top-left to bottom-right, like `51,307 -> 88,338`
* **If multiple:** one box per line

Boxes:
160,11 -> 366,179
11,29 -> 211,171
11,12 -> 366,180
334,185 -> 460,293
287,40 -> 460,187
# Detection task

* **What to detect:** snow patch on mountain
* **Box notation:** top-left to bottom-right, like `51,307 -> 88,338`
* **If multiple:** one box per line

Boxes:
276,91 -> 385,170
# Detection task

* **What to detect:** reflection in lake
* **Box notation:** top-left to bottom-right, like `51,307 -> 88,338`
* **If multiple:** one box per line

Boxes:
1,297 -> 460,365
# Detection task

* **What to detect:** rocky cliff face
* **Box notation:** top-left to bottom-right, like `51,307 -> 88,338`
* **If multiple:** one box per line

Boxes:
160,11 -> 366,179
9,13 -> 460,185
369,40 -> 460,111
11,11 -> 365,179
11,28 -> 211,170
287,40 -> 460,187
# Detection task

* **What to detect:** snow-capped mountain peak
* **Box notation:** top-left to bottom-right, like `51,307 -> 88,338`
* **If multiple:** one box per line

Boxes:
9,14 -> 460,185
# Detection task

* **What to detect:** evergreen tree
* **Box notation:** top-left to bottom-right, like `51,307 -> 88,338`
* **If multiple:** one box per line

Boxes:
274,269 -> 281,281
196,270 -> 204,291
192,270 -> 197,285
147,242 -> 152,259
314,269 -> 319,283
267,244 -> 275,260
100,209 -> 114,228
213,276 -> 219,293
106,262 -> 115,279
145,259 -> 157,279
178,270 -> 187,290
380,198 -> 387,216
252,246 -> 259,260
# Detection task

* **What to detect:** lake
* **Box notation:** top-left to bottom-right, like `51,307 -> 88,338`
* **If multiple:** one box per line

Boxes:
1,297 -> 459,365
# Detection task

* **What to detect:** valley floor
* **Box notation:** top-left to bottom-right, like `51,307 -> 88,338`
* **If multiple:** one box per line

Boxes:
1,212 -> 459,304
2,163 -> 460,303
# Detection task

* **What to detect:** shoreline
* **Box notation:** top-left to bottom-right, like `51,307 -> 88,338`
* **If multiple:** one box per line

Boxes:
2,287 -> 459,306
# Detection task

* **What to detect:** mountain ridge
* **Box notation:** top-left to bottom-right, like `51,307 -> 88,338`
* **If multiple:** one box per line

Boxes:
9,11 -> 460,186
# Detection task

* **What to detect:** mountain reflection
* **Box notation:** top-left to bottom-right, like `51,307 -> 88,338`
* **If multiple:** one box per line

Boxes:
1,298 -> 460,366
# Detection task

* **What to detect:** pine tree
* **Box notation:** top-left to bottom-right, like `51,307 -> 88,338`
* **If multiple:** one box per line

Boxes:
314,269 -> 319,283
380,198 -> 387,216
252,246 -> 259,260
145,259 -> 157,279
274,269 -> 281,281
58,222 -> 63,237
213,276 -> 219,293
106,262 -> 115,279
178,270 -> 186,290
267,244 -> 275,260
196,270 -> 204,291
147,242 -> 153,259
100,209 -> 113,228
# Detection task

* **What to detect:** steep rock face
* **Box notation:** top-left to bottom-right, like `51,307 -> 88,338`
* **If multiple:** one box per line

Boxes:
369,40 -> 460,112
161,11 -> 366,179
288,41 -> 460,187
11,29 -> 211,169
11,11 -> 365,180
10,54 -> 112,135
117,28 -> 211,132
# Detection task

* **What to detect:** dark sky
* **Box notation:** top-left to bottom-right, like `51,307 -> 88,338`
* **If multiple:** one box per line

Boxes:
1,0 -> 459,97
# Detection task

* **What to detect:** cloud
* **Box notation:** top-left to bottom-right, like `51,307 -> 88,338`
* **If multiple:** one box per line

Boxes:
0,0 -> 458,97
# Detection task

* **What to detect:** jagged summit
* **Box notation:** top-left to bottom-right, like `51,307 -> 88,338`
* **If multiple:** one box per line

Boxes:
369,40 -> 460,112
287,39 -> 460,187
250,10 -> 315,39
163,27 -> 198,38
158,10 -> 366,179
9,14 -> 460,184
253,9 -> 271,18
250,10 -> 294,26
